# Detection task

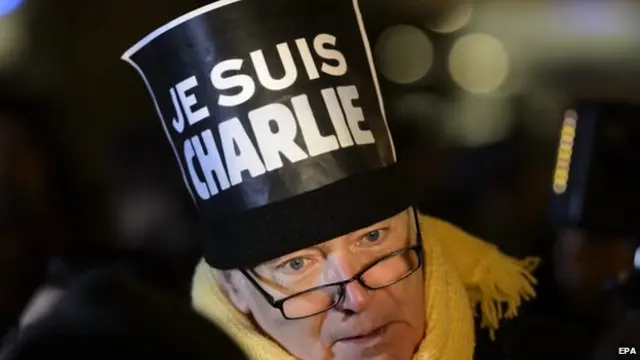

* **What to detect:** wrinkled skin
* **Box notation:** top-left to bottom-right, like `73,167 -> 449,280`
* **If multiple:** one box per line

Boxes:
220,209 -> 426,360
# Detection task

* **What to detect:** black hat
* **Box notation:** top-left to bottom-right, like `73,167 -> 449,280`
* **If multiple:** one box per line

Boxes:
121,0 -> 424,269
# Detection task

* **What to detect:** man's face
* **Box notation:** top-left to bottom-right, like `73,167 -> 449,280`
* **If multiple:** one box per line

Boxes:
224,209 -> 425,360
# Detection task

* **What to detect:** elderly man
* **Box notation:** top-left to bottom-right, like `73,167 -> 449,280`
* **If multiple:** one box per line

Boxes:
122,0 -> 538,359
191,208 -> 539,360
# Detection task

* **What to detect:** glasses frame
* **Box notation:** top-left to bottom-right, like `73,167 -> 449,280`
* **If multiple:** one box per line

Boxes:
240,210 -> 424,320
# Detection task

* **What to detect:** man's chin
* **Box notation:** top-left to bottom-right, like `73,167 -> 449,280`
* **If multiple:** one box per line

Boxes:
331,351 -> 399,360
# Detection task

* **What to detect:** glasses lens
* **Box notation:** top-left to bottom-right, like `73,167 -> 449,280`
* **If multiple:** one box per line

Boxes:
282,284 -> 340,319
361,248 -> 420,289
281,248 -> 420,318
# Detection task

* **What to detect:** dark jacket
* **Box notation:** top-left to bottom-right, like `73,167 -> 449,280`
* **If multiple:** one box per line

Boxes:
1,267 -> 248,360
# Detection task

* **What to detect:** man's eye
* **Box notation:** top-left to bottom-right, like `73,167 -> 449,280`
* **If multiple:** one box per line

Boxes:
280,257 -> 307,272
364,229 -> 382,242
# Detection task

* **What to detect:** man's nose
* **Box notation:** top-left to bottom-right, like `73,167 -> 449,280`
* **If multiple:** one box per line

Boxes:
329,255 -> 373,314
340,279 -> 373,314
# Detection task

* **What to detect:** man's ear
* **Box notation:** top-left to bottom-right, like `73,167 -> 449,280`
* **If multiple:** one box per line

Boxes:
218,270 -> 250,314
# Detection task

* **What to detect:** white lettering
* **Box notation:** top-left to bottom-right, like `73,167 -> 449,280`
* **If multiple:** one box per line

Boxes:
219,118 -> 266,186
184,139 -> 210,200
619,347 -> 637,355
314,34 -> 347,77
191,130 -> 231,196
248,103 -> 308,171
211,59 -> 256,107
170,87 -> 185,134
291,94 -> 339,156
206,33 -> 348,108
337,85 -> 375,145
175,76 -> 210,126
321,87 -> 354,148
250,43 -> 298,91
295,38 -> 320,80
169,32 -> 379,198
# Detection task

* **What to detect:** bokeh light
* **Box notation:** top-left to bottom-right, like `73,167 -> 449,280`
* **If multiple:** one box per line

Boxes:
0,0 -> 22,17
428,2 -> 474,34
448,33 -> 510,94
443,95 -> 513,147
374,25 -> 434,85
0,2 -> 23,66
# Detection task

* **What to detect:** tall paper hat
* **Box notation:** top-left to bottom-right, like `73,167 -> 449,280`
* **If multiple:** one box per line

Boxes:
122,0 -> 424,269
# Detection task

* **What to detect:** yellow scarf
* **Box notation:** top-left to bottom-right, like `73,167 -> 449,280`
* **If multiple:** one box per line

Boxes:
191,214 -> 539,359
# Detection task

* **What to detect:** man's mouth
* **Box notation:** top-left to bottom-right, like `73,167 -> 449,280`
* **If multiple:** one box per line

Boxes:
336,325 -> 387,346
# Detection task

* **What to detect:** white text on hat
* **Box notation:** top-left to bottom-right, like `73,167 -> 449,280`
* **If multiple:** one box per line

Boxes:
168,33 -> 377,200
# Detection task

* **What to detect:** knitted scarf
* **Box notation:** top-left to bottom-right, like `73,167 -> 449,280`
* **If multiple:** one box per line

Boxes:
191,214 -> 539,359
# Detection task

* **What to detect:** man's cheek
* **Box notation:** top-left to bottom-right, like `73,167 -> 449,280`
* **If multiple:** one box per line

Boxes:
394,275 -> 423,305
247,296 -> 290,335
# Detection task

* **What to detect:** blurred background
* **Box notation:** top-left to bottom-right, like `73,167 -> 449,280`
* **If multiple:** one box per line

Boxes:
1,0 -> 639,358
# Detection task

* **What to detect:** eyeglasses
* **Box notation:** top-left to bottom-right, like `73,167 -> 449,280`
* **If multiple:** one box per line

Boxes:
240,227 -> 423,320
